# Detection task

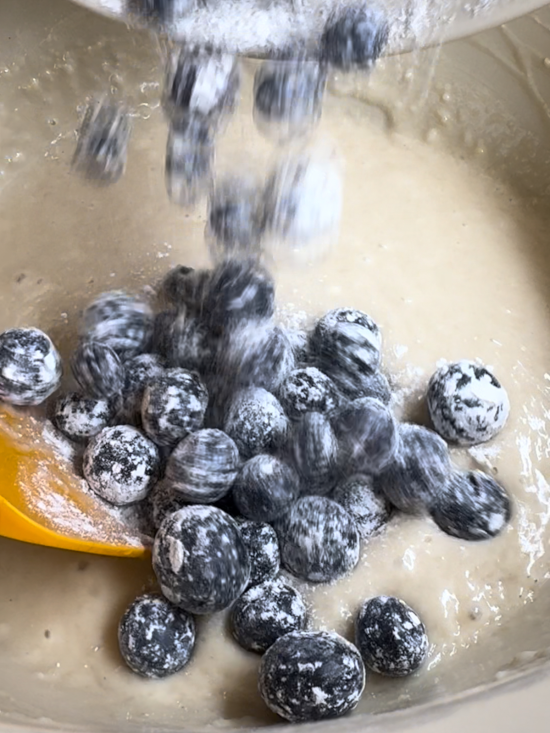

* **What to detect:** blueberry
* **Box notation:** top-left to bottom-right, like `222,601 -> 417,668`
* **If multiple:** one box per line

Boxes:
205,259 -> 275,330
72,98 -> 132,184
150,311 -> 178,359
206,176 -> 264,262
331,368 -> 392,404
430,470 -> 512,541
81,291 -> 154,360
224,387 -> 289,458
259,631 -> 365,722
128,0 -> 192,25
285,328 -> 309,364
71,339 -> 125,400
374,423 -> 451,513
274,496 -> 359,583
165,122 -> 214,208
427,360 -> 510,446
158,265 -> 211,314
238,520 -> 280,588
262,153 -> 343,245
310,308 -> 382,391
222,323 -> 296,394
162,312 -> 216,374
292,412 -> 341,495
118,593 -> 195,679
280,366 -> 340,420
120,353 -> 165,423
231,579 -> 307,653
53,392 -> 115,442
141,368 -> 208,447
320,6 -> 390,71
162,46 -> 240,130
153,505 -> 250,614
331,474 -> 392,540
147,479 -> 189,532
253,60 -> 326,141
165,428 -> 240,503
332,397 -> 398,475
0,327 -> 62,406
232,454 -> 299,522
83,425 -> 160,505
355,596 -> 428,677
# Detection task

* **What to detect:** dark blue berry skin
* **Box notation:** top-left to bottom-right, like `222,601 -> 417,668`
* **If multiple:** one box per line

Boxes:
162,46 -> 240,130
118,593 -> 195,679
81,291 -> 154,360
332,397 -> 398,475
330,368 -> 392,404
232,454 -> 300,522
259,631 -> 365,722
280,366 -> 341,420
224,387 -> 289,459
309,308 -> 382,397
430,470 -> 512,541
165,428 -> 240,504
355,596 -> 428,677
205,260 -> 275,331
158,266 -> 211,315
274,496 -> 359,583
292,412 -> 341,495
165,122 -> 214,207
374,423 -> 451,514
0,327 -> 62,406
147,479 -> 189,532
331,474 -> 392,540
320,7 -> 390,71
120,354 -> 165,423
231,579 -> 307,653
238,521 -> 280,588
53,392 -> 115,442
163,313 -> 216,375
141,368 -> 208,447
253,60 -> 326,140
207,177 -> 264,263
153,505 -> 250,615
71,340 -> 125,400
72,99 -> 131,184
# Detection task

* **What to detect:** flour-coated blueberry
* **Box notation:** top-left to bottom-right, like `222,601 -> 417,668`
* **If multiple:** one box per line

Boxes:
259,630 -> 365,722
321,6 -> 390,71
205,259 -> 275,329
165,428 -> 240,503
224,387 -> 289,458
120,353 -> 165,423
80,290 -> 154,360
147,479 -> 189,531
142,368 -> 208,447
158,265 -> 211,314
71,339 -> 125,400
53,392 -> 115,442
333,397 -> 397,475
0,327 -> 62,406
275,496 -> 359,583
427,360 -> 510,446
238,520 -> 280,588
280,366 -> 340,420
231,578 -> 307,653
72,99 -> 132,184
332,474 -> 392,539
292,412 -> 341,495
430,470 -> 512,541
374,423 -> 450,513
83,425 -> 160,505
355,596 -> 428,677
232,454 -> 299,522
165,121 -> 214,207
118,593 -> 195,679
153,505 -> 250,614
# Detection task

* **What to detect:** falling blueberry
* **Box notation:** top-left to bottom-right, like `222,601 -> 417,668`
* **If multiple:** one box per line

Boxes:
320,6 -> 390,71
0,327 -> 62,406
71,339 -> 125,400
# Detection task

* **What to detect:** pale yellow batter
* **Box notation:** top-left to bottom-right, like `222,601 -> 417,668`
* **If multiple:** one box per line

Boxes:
1,2 -> 550,730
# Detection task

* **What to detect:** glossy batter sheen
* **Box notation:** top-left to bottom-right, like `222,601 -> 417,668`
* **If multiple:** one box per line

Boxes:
0,4 -> 550,730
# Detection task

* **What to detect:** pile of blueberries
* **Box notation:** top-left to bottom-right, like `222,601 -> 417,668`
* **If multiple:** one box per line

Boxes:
0,253 -> 512,722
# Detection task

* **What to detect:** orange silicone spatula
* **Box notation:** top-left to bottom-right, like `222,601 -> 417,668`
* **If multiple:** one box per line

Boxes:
0,408 -> 148,558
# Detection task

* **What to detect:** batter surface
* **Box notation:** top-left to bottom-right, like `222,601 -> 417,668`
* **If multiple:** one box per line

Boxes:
0,2 -> 550,730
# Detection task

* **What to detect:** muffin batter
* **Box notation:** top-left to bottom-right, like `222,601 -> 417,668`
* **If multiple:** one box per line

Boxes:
0,2 -> 550,730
